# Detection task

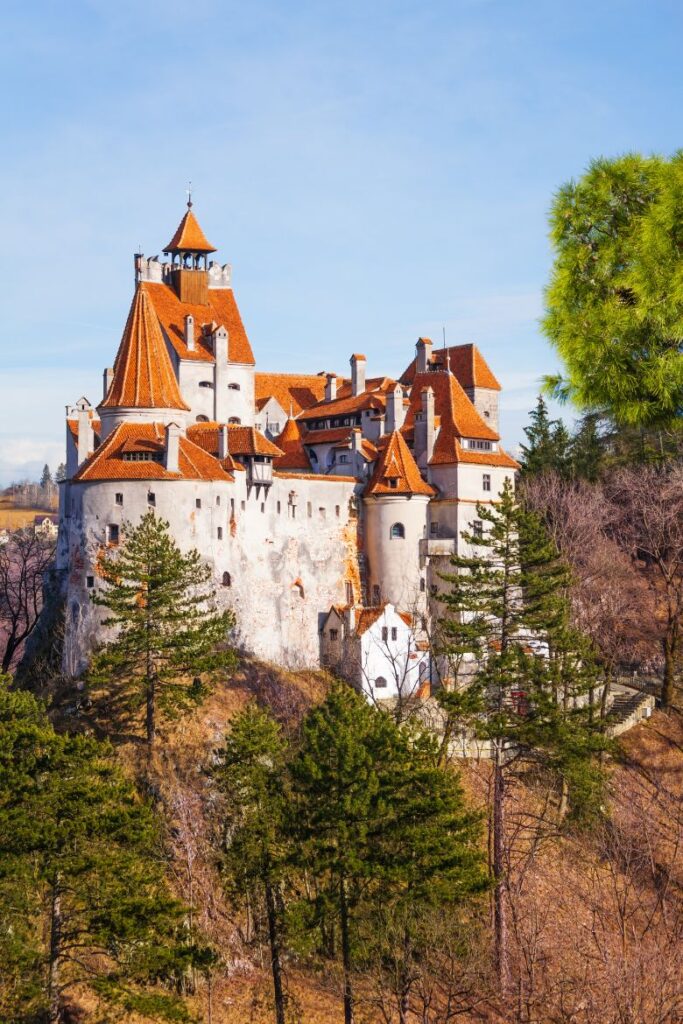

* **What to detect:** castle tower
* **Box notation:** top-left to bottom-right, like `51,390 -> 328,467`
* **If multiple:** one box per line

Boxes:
98,286 -> 191,438
163,199 -> 217,304
363,431 -> 435,611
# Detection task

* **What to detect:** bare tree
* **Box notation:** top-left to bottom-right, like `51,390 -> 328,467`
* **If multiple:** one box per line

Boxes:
0,527 -> 55,673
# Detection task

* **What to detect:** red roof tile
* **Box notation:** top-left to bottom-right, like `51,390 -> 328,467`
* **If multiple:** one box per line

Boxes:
142,281 -> 255,366
73,423 -> 232,482
273,418 -> 312,471
401,343 -> 501,391
187,422 -> 283,459
403,373 -> 499,466
364,431 -> 434,497
164,207 -> 216,253
100,287 -> 190,411
254,372 -> 347,416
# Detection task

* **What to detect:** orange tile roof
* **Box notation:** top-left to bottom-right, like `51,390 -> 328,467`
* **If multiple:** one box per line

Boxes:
298,390 -> 385,421
404,373 -> 499,465
164,207 -> 216,253
142,281 -> 255,366
301,426 -> 355,444
254,372 -> 347,416
100,287 -> 190,411
355,605 -> 386,635
187,422 -> 283,459
364,430 -> 434,497
400,343 -> 501,391
73,423 -> 233,482
274,471 -> 357,482
273,418 -> 312,471
451,441 -> 520,469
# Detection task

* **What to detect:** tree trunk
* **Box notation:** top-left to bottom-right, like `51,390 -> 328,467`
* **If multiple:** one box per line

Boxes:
492,747 -> 510,997
339,876 -> 354,1024
662,634 -> 677,709
265,879 -> 286,1024
146,675 -> 156,747
47,880 -> 62,1024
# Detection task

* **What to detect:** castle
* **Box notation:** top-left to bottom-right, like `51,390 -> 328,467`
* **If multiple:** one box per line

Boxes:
57,202 -> 519,693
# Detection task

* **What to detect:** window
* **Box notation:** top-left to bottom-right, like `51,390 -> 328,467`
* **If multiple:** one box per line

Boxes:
241,500 -> 246,511
86,575 -> 94,589
390,523 -> 405,539
217,527 -> 223,540
228,383 -> 241,391
261,503 -> 265,513
196,415 -> 209,423
277,501 -> 281,514
148,492 -> 156,506
391,627 -> 398,641
375,676 -> 387,689
329,629 -> 339,641
199,381 -> 213,389
196,498 -> 202,509
122,450 -> 164,463
230,498 -> 235,514
468,439 -> 492,451
222,571 -> 231,587
107,524 -> 119,546
430,522 -> 438,536
420,578 -> 426,592
115,492 -> 123,506
484,410 -> 490,419
319,507 -> 326,519
372,585 -> 381,604
473,520 -> 483,539
216,495 -> 221,506
339,454 -> 349,464
389,479 -> 398,489
228,416 -> 241,424
335,505 -> 340,518
307,502 -> 312,518
381,627 -> 389,642
483,473 -> 491,492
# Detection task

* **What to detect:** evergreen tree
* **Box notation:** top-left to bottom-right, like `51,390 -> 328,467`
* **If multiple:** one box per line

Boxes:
54,463 -> 66,484
0,680 -> 203,1022
570,411 -> 605,481
40,464 -> 53,489
519,395 -> 571,477
543,152 -> 683,429
91,511 -> 235,747
214,704 -> 290,1024
289,685 -> 485,1024
436,480 -> 607,994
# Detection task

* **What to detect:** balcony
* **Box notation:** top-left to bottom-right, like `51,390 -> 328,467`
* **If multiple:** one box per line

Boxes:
247,457 -> 273,487
420,537 -> 458,558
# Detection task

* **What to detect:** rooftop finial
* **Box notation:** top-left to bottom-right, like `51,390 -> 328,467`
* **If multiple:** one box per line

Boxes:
186,181 -> 193,209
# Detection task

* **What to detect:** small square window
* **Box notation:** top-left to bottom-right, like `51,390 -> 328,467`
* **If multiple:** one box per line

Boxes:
115,493 -> 123,506
217,527 -> 223,540
148,492 -> 156,506
389,479 -> 398,489
196,498 -> 202,509
391,627 -> 397,641
86,575 -> 94,589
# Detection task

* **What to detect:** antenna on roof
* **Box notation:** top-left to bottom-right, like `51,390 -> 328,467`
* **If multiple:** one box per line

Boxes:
442,325 -> 450,373
186,181 -> 193,209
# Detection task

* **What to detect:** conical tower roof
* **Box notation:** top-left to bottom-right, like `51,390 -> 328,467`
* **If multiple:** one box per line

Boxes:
364,430 -> 434,496
274,416 -> 312,471
164,205 -> 216,253
101,286 -> 190,411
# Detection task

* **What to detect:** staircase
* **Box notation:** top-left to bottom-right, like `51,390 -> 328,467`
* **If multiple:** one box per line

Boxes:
606,690 -> 656,737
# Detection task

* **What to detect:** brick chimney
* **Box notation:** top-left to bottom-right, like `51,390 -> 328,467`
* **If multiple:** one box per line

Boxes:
350,354 -> 366,397
414,386 -> 435,468
385,383 -> 405,433
164,423 -> 182,473
325,373 -> 337,402
416,337 -> 433,373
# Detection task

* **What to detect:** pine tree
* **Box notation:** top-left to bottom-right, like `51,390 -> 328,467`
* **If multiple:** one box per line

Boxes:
570,411 -> 605,481
214,704 -> 290,1024
54,463 -> 67,484
289,685 -> 485,1024
0,679 -> 203,1022
543,153 -> 683,429
519,395 -> 571,477
436,480 -> 607,994
91,511 -> 235,747
40,464 -> 52,489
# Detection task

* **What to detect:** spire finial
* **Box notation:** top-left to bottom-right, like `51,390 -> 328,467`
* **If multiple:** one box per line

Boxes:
186,181 -> 193,209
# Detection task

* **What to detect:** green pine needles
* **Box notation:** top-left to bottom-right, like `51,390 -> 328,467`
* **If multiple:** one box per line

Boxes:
90,510 -> 236,748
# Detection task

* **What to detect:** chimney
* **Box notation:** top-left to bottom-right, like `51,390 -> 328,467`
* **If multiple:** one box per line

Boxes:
351,427 -> 363,471
164,422 -> 182,473
211,324 -> 228,360
385,384 -> 405,434
325,373 -> 337,402
76,399 -> 94,467
350,354 -> 366,397
184,314 -> 195,351
416,337 -> 433,373
218,424 -> 229,460
414,386 -> 435,468
102,367 -> 114,401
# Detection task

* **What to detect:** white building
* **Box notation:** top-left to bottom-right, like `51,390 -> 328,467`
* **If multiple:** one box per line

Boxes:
57,202 -> 519,685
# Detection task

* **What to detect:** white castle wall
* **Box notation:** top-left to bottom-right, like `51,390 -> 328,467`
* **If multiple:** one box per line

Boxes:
58,472 -> 358,675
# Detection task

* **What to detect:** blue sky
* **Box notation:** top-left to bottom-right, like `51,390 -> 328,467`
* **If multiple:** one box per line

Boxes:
1,0 -> 681,484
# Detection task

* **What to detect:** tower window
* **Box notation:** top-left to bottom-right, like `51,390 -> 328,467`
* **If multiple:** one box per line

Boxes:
375,676 -> 387,689
115,492 -> 123,506
329,628 -> 339,641
199,381 -> 213,389
391,627 -> 398,641
216,495 -> 221,506
228,417 -> 241,424
107,524 -> 119,546
222,571 -> 231,587
420,578 -> 426,592
196,415 -> 209,423
430,522 -> 438,536
228,383 -> 241,391
196,498 -> 202,509
335,505 -> 340,518
382,627 -> 389,642
483,473 -> 491,492
307,502 -> 312,518
390,523 -> 405,539
148,492 -> 156,506
217,527 -> 223,540
86,575 -> 94,589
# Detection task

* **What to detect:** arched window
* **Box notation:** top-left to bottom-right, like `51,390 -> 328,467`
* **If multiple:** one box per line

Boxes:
222,571 -> 231,587
199,381 -> 213,389
228,382 -> 241,391
196,414 -> 209,423
390,523 -> 405,539
374,676 -> 387,689
228,416 -> 241,424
